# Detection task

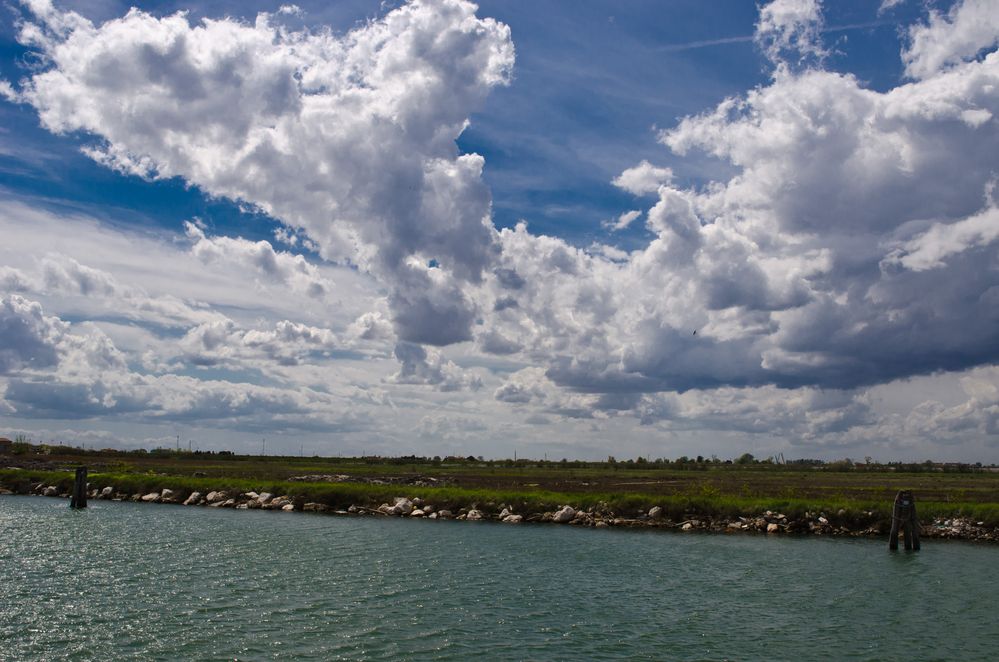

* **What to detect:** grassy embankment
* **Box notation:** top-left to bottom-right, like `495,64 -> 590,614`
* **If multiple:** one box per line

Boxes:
4,451 -> 999,526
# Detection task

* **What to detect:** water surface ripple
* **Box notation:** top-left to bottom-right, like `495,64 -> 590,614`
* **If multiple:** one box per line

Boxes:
2,496 -> 997,660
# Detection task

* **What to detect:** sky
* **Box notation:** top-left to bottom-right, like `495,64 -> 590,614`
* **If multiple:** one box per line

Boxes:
2,0 -> 999,462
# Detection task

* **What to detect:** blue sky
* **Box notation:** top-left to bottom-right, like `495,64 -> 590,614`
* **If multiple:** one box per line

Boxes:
3,0 -> 999,461
0,1 -> 927,245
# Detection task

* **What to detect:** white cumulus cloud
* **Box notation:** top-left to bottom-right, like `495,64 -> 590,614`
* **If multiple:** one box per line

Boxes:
185,222 -> 334,299
13,0 -> 515,346
903,0 -> 999,79
754,0 -> 827,66
611,160 -> 673,196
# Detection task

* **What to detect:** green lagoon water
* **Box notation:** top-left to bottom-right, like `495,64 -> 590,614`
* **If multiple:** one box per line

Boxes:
2,495 -> 998,661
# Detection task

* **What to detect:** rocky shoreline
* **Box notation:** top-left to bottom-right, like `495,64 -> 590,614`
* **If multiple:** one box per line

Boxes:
3,480 -> 998,543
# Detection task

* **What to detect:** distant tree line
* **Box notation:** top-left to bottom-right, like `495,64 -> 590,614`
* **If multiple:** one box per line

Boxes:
2,438 -> 992,473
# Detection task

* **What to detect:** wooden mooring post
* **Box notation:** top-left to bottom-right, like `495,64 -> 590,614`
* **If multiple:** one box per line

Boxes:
70,466 -> 87,510
888,489 -> 919,551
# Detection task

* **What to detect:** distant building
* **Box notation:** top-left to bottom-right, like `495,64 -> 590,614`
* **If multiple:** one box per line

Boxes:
0,437 -> 12,453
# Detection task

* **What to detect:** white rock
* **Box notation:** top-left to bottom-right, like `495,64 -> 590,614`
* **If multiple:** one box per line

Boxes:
220,499 -> 236,508
410,509 -> 425,517
767,523 -> 779,533
206,491 -> 225,503
393,497 -> 414,515
244,491 -> 259,500
648,506 -> 664,519
141,492 -> 160,502
728,521 -> 743,529
682,522 -> 693,531
412,497 -> 423,507
282,504 -> 295,511
553,506 -> 576,523
100,486 -> 113,498
257,492 -> 273,504
437,509 -> 453,519
818,516 -> 829,525
43,486 -> 59,497
466,509 -> 483,521
502,514 -> 523,523
428,512 -> 438,520
183,491 -> 202,506
160,489 -> 174,500
499,508 -> 511,519
423,504 -> 434,514
595,521 -> 608,528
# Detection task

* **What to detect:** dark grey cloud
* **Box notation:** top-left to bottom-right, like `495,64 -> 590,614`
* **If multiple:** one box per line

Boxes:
0,295 -> 62,374
390,341 -> 482,391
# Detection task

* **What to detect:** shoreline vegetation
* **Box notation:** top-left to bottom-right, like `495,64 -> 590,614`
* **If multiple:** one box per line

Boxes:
2,444 -> 999,542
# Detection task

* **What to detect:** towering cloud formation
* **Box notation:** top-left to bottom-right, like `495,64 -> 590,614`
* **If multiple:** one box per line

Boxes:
15,0 -> 514,345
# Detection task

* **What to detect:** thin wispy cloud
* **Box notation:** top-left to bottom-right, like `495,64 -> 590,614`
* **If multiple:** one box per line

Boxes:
655,34 -> 755,53
656,20 -> 896,54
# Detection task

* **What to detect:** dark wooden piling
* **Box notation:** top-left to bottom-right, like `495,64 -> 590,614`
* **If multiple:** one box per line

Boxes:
888,490 -> 919,551
70,466 -> 88,509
